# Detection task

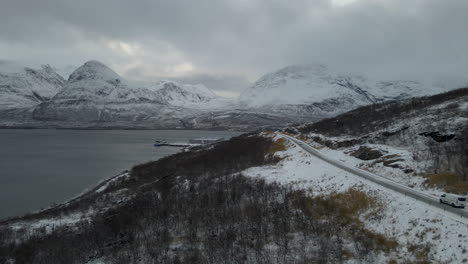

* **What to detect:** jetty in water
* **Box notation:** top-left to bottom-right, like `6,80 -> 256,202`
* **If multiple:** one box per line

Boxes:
154,137 -> 225,147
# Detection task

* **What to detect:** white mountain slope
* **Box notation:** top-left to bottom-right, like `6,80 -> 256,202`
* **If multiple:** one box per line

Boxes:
32,61 -> 175,123
31,61 -> 232,126
51,60 -> 161,103
239,64 -> 449,114
149,80 -> 230,109
0,65 -> 65,110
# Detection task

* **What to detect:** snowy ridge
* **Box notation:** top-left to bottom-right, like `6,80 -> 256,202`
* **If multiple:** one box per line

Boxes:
29,61 -> 234,124
0,65 -> 65,110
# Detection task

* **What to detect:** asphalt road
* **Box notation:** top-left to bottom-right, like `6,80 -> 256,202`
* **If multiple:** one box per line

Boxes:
279,133 -> 468,220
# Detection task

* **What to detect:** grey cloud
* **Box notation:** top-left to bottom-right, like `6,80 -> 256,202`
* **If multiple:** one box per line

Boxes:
1,0 -> 468,92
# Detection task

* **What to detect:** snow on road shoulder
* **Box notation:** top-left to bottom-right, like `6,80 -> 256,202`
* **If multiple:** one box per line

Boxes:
301,132 -> 448,199
242,139 -> 468,263
319,143 -> 437,194
245,138 -> 362,194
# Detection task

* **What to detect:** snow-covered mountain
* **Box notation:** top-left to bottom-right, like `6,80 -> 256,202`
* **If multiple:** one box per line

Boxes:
30,61 -> 233,126
0,61 -> 460,130
150,80 -> 230,109
31,61 -> 178,124
0,65 -> 65,110
50,60 -> 161,103
239,65 -> 448,116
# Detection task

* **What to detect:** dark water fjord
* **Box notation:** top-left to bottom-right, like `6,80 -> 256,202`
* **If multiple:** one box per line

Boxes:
0,129 -> 241,219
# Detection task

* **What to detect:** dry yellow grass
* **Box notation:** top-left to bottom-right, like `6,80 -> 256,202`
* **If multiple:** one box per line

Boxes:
424,172 -> 468,194
289,188 -> 397,254
268,138 -> 287,154
295,134 -> 308,141
407,243 -> 432,263
446,183 -> 468,194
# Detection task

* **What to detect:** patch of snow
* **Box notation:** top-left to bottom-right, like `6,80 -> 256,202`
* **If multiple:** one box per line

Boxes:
9,211 -> 91,236
242,139 -> 468,263
95,172 -> 130,193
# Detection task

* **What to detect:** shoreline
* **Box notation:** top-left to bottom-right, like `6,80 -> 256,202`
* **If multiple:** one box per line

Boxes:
0,129 -> 243,221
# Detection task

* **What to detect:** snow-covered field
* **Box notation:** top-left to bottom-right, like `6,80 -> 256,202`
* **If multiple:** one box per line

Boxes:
296,131 -> 468,201
317,140 -> 439,196
242,136 -> 468,263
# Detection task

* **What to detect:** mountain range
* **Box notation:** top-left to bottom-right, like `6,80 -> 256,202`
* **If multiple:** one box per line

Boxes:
0,60 -> 452,130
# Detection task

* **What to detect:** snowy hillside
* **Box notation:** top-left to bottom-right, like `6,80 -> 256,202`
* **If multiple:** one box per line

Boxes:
49,61 -> 162,103
291,87 -> 468,211
150,80 -> 231,109
243,135 -> 468,263
239,64 -> 449,114
30,61 -> 234,125
0,65 -> 65,110
32,61 -> 179,124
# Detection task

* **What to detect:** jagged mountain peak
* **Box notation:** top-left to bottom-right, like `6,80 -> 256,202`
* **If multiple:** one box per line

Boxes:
23,65 -> 66,87
68,60 -> 121,83
0,64 -> 65,110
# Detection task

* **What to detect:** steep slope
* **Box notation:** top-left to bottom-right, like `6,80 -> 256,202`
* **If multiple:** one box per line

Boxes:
0,65 -> 65,110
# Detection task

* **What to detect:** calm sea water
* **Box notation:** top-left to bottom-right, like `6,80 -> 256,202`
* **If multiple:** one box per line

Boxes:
0,129 -> 241,219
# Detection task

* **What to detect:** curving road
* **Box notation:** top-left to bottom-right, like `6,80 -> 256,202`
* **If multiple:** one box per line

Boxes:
278,133 -> 468,220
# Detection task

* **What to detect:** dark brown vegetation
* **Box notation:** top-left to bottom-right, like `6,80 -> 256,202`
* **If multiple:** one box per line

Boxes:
0,134 -> 397,264
299,87 -> 468,137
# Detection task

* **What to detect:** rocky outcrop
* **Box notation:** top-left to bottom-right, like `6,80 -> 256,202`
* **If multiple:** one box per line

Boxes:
419,131 -> 456,142
351,146 -> 386,160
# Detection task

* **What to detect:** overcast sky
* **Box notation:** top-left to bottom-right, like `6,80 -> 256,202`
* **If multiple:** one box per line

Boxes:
1,0 -> 468,95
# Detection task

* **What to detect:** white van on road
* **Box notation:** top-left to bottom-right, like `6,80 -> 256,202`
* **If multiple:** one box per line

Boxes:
440,193 -> 466,208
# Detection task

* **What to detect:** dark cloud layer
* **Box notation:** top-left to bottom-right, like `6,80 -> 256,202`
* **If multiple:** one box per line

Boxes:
1,0 -> 468,94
